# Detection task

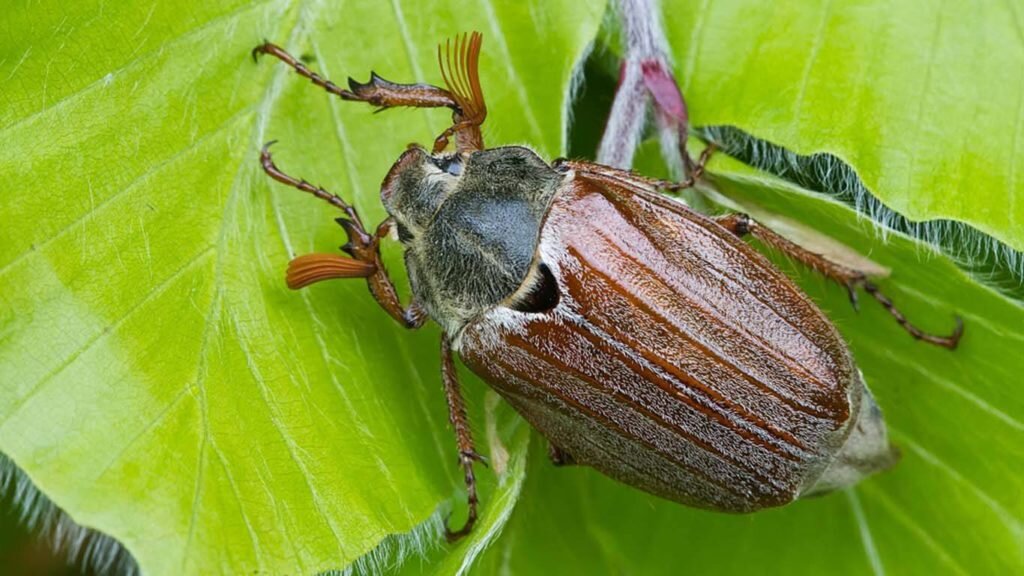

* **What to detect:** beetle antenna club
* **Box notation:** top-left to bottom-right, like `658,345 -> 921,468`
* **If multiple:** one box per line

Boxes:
253,28 -> 963,543
434,31 -> 487,153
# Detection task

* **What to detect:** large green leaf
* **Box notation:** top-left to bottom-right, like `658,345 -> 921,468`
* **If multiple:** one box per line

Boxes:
3,0 -> 1022,574
662,0 -> 1024,253
0,1 -> 605,573
474,147 -> 1024,574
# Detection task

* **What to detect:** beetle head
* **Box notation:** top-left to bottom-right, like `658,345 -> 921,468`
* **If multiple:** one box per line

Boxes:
380,145 -> 467,242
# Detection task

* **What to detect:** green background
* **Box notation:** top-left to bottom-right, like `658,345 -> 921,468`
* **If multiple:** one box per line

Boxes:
0,0 -> 1020,574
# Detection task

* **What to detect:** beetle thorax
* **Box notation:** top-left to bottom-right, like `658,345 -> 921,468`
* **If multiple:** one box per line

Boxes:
380,145 -> 563,333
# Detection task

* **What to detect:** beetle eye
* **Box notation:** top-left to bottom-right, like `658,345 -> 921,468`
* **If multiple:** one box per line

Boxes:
446,159 -> 462,176
510,263 -> 560,314
433,154 -> 463,176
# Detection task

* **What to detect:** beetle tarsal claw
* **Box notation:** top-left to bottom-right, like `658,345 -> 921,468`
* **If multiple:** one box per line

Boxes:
846,283 -> 861,312
949,316 -> 966,347
460,450 -> 489,468
443,505 -> 477,543
334,217 -> 371,250
250,40 -> 274,62
444,523 -> 469,543
932,315 -> 965,350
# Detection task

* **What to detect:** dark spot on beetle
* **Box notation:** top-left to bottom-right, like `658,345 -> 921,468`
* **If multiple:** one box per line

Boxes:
396,222 -> 415,243
510,262 -> 560,313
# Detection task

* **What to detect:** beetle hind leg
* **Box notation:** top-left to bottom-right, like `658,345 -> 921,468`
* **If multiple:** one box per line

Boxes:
441,337 -> 484,541
859,280 -> 964,348
716,213 -> 963,349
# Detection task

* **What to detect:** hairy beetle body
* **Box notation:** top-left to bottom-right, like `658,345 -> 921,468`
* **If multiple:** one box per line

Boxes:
457,171 -> 893,510
255,30 -> 959,538
382,146 -> 561,333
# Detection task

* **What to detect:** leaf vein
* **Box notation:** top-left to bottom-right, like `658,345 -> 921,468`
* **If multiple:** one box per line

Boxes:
0,104 -> 255,277
890,426 -> 1023,534
863,485 -> 971,575
791,0 -> 832,132
0,0 -> 280,135
479,0 -> 546,148
0,245 -> 215,429
846,489 -> 886,576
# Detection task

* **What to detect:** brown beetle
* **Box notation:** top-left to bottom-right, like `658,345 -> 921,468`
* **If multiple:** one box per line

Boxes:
252,32 -> 961,540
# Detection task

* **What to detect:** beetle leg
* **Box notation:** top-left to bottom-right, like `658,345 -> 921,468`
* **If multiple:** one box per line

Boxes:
716,213 -> 963,349
432,119 -> 480,154
364,264 -> 427,329
253,34 -> 486,154
339,218 -> 427,329
252,42 -> 457,110
441,337 -> 482,541
364,219 -> 429,329
547,443 -> 577,467
261,142 -> 367,229
662,144 -> 717,191
260,145 -> 428,328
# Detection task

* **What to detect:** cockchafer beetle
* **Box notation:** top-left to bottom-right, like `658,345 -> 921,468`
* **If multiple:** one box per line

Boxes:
251,31 -> 962,540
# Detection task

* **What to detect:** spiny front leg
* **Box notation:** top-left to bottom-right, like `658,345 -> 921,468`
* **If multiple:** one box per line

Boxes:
441,337 -> 487,541
716,213 -> 963,349
252,32 -> 487,154
259,144 -> 426,329
251,42 -> 457,110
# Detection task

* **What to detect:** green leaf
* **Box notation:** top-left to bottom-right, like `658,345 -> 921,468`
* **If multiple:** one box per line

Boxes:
662,0 -> 1024,253
4,1 -> 1022,575
473,145 -> 1024,574
0,1 -> 605,573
